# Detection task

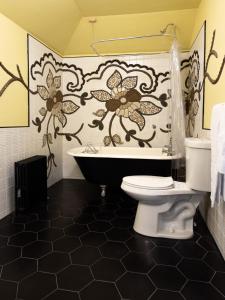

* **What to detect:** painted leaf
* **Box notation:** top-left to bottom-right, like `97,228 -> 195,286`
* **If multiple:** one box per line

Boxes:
62,101 -> 79,114
37,86 -> 49,100
139,101 -> 162,115
53,76 -> 61,89
42,134 -> 47,147
57,112 -> 67,127
113,134 -> 123,144
46,69 -> 54,88
107,70 -> 122,89
48,133 -> 53,144
104,136 -> 111,146
39,107 -> 47,116
129,110 -> 145,131
91,90 -> 111,102
122,76 -> 138,89
93,109 -> 106,117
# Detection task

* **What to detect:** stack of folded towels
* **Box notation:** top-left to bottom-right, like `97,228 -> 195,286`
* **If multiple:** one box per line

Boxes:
211,103 -> 225,207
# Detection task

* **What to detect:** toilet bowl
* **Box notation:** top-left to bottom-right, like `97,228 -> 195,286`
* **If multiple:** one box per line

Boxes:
121,138 -> 211,239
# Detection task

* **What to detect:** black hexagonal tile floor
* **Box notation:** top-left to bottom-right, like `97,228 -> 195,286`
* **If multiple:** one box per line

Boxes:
151,237 -> 178,247
53,236 -> 81,252
39,251 -> 70,273
149,265 -> 186,291
91,258 -> 125,281
178,258 -> 214,281
0,245 -> 21,265
0,235 -> 8,247
122,252 -> 155,273
23,240 -> 51,259
18,272 -> 57,300
95,211 -> 115,221
38,227 -> 64,241
150,290 -> 185,300
100,241 -> 129,259
38,209 -> 60,221
57,265 -> 93,291
51,217 -> 73,228
81,232 -> 106,247
151,247 -> 181,265
75,213 -> 95,224
204,252 -> 225,272
182,281 -> 224,300
0,223 -> 23,236
44,290 -> 79,300
71,246 -> 101,265
65,224 -> 88,236
0,279 -> 17,300
117,272 -> 155,300
126,234 -> 155,253
88,221 -> 112,232
175,240 -> 206,259
80,281 -> 120,300
13,213 -> 37,224
8,231 -> 37,246
1,257 -> 36,281
111,217 -> 133,229
106,228 -> 131,242
212,272 -> 225,296
198,236 -> 219,251
25,220 -> 49,232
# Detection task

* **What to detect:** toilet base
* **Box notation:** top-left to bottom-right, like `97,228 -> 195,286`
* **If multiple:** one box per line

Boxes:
133,194 -> 201,239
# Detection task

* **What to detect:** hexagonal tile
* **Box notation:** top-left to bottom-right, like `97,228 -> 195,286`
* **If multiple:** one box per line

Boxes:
151,247 -> 181,265
23,240 -> 51,259
204,252 -> 225,272
13,213 -> 37,224
80,281 -> 120,300
0,246 -> 21,265
44,290 -> 79,300
106,228 -> 131,242
25,220 -> 49,232
38,209 -> 60,221
71,246 -> 100,265
81,232 -> 106,247
65,224 -> 88,236
122,252 -> 155,273
91,258 -> 125,281
51,217 -> 73,228
0,223 -> 23,236
53,236 -> 81,253
39,252 -> 70,273
150,290 -> 185,300
100,241 -> 128,259
0,235 -> 8,247
212,272 -> 225,296
117,272 -> 155,300
116,208 -> 135,218
198,236 -> 219,251
182,281 -> 224,300
57,265 -> 93,291
175,240 -> 206,259
18,272 -> 57,300
149,266 -> 186,291
1,257 -> 36,281
75,213 -> 95,224
151,237 -> 178,247
110,217 -> 133,229
0,279 -> 17,300
38,228 -> 64,241
126,234 -> 155,253
178,258 -> 214,281
88,221 -> 111,232
95,211 -> 115,221
9,231 -> 37,246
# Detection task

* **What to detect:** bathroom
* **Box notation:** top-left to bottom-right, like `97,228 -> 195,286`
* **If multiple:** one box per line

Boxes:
0,0 -> 225,299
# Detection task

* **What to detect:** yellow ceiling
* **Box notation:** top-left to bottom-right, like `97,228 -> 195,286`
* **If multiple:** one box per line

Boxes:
0,0 -> 201,55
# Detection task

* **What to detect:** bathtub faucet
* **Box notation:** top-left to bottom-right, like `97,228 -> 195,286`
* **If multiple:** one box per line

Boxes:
83,143 -> 98,154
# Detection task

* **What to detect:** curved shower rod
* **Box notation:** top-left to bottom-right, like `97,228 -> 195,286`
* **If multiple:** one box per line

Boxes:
90,23 -> 177,56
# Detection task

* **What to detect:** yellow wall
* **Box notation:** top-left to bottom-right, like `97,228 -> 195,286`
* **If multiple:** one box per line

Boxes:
191,0 -> 225,128
0,13 -> 28,127
65,9 -> 197,56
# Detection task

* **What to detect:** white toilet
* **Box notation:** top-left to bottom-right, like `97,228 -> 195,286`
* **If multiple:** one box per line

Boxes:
121,138 -> 211,239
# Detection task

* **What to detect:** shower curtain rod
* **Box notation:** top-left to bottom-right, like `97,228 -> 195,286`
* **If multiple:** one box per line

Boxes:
90,23 -> 176,56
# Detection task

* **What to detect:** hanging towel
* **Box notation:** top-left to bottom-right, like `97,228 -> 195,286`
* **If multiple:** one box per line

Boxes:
210,103 -> 225,207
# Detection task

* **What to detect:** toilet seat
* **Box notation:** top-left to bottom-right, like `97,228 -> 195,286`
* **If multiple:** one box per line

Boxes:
122,176 -> 174,190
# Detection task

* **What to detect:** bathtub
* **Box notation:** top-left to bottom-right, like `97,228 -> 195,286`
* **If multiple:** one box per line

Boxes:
67,147 -> 176,188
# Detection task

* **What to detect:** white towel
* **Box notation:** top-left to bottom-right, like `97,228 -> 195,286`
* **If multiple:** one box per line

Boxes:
210,103 -> 225,206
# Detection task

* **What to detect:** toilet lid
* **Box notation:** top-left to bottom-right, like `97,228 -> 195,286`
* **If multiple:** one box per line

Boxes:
122,176 -> 174,190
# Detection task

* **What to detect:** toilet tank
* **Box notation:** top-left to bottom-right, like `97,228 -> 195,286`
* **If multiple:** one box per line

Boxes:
185,138 -> 211,192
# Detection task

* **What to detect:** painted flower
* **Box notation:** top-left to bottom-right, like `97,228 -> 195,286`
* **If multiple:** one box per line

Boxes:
91,70 -> 162,130
37,69 -> 79,127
